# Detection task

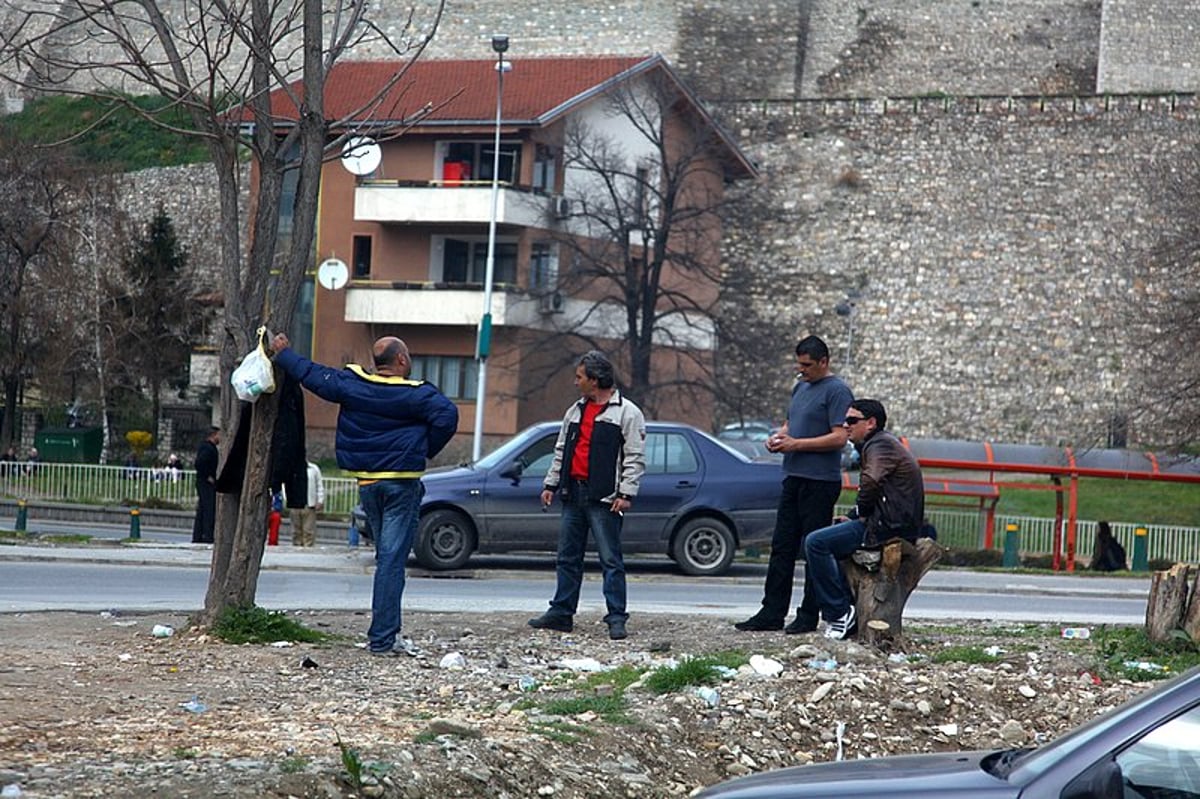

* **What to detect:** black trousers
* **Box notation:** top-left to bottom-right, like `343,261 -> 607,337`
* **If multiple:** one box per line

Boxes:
756,475 -> 842,622
192,481 -> 216,543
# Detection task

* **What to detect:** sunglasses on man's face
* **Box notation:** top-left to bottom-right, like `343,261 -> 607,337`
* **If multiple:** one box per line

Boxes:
842,416 -> 868,426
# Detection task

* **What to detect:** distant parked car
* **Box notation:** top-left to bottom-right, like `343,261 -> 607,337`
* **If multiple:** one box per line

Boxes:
717,420 -> 777,442
695,665 -> 1200,799
719,419 -> 859,471
377,421 -> 782,576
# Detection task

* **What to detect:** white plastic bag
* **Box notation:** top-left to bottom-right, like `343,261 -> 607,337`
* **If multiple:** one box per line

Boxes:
230,328 -> 276,402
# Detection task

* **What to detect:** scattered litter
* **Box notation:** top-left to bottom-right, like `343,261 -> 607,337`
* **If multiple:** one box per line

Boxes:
1079,671 -> 1101,685
439,652 -> 467,670
1,783 -> 22,798
1061,627 -> 1090,640
835,720 -> 846,761
694,687 -> 720,707
301,656 -> 318,669
711,665 -> 738,679
117,653 -> 132,662
179,696 -> 207,714
518,676 -> 538,692
111,620 -> 138,628
270,641 -> 294,648
557,657 -> 607,672
151,625 -> 174,638
806,657 -> 838,671
886,653 -> 909,664
749,654 -> 784,676
1123,660 -> 1170,674
982,646 -> 1006,657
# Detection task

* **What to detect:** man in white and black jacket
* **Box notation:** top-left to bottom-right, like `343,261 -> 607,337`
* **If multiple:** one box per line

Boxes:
803,398 -> 925,641
529,350 -> 646,640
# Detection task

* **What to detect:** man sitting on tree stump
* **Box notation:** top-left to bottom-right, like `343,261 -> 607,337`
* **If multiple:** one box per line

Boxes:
803,399 -> 925,640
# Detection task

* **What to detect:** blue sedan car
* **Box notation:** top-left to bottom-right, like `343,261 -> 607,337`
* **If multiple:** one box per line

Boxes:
408,421 -> 782,576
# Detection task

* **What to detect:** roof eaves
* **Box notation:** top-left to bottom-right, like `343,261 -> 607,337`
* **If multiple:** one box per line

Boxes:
533,54 -> 662,126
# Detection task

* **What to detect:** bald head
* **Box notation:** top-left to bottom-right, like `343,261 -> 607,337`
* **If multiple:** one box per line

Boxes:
373,336 -> 411,377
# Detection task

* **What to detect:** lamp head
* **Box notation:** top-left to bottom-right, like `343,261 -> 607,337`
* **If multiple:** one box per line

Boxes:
491,34 -> 509,54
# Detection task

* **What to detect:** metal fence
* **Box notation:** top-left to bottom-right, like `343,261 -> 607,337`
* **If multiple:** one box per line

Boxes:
835,504 -> 1200,565
0,462 -> 362,516
3,463 -> 1197,562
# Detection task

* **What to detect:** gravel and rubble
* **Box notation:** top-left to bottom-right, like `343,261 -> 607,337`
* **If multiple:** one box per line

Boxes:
0,609 -> 1156,798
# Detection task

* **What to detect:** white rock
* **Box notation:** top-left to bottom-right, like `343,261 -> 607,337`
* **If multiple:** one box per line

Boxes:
749,655 -> 784,677
810,682 -> 835,703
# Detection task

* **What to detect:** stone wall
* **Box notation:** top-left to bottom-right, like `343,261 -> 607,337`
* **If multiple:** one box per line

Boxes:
720,94 -> 1192,445
1098,0 -> 1200,93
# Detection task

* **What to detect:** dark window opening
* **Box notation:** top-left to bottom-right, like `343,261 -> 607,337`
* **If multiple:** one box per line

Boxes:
352,235 -> 372,278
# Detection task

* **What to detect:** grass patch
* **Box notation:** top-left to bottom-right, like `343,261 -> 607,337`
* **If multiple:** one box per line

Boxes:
0,530 -> 36,542
39,533 -> 92,544
644,652 -> 747,694
577,664 -> 644,692
535,694 -> 632,724
929,645 -> 1003,665
172,747 -> 198,759
529,719 -> 592,744
210,606 -> 329,645
279,756 -> 309,773
1092,625 -> 1200,681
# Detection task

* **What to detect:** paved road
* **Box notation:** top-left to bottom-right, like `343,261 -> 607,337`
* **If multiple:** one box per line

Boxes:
0,542 -> 1151,624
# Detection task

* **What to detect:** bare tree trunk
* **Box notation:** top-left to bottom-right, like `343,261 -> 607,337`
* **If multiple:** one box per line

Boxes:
1184,569 -> 1200,643
1145,563 -> 1195,642
842,537 -> 943,648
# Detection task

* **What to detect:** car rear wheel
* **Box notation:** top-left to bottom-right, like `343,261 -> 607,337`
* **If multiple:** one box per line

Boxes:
671,517 -> 736,576
415,509 -> 475,570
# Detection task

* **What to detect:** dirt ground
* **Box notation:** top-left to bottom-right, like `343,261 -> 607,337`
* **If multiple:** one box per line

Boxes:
0,609 -> 1155,799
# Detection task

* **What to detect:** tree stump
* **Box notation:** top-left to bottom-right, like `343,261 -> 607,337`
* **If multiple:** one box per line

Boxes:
841,537 -> 943,648
1145,563 -> 1197,643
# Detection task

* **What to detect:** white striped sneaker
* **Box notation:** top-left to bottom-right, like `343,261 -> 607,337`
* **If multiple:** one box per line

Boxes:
823,606 -> 857,640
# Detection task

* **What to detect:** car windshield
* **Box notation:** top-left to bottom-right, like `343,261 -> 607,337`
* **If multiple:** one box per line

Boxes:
1005,668 -> 1200,782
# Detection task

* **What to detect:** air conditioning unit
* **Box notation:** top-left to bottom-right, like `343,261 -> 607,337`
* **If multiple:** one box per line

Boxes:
539,290 -> 565,314
553,195 -> 571,220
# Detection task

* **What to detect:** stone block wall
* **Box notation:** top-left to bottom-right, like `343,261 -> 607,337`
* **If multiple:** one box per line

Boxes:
719,94 -> 1194,445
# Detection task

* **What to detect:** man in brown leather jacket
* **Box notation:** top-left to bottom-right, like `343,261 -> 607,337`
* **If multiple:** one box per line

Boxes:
802,398 -> 925,640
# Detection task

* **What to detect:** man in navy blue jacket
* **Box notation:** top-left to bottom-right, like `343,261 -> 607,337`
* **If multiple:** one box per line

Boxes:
271,333 -> 459,656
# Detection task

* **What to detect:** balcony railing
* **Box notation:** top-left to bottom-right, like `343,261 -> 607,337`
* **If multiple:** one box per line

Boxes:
354,179 -> 554,227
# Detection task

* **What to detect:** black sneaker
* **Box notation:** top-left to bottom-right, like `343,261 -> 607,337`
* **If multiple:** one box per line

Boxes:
784,614 -> 819,635
733,614 -> 783,632
608,620 -> 627,640
527,612 -> 573,633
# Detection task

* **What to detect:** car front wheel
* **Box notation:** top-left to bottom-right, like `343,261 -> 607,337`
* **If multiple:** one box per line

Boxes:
414,509 -> 475,570
671,517 -> 736,576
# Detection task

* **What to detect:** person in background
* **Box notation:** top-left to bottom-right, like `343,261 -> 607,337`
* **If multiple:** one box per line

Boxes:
191,427 -> 221,544
270,333 -> 458,658
288,461 -> 325,547
1091,521 -> 1127,571
165,453 -> 183,482
735,335 -> 854,634
1,445 -> 17,477
23,447 -> 40,476
529,350 -> 646,641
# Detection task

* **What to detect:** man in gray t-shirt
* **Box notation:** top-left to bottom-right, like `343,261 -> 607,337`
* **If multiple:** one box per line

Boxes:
735,335 -> 853,633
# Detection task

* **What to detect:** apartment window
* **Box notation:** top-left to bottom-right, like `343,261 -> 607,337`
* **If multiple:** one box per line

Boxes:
352,235 -> 372,278
441,237 -> 517,284
443,141 -> 520,184
410,355 -> 478,400
532,144 -> 556,192
530,242 -> 557,290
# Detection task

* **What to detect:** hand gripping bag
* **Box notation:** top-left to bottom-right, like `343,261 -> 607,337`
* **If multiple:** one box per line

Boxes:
230,327 -> 276,402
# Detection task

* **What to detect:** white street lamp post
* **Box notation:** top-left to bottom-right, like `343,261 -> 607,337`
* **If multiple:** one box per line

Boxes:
471,34 -> 510,462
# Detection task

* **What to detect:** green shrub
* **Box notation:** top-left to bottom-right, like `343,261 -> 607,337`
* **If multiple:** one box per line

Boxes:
210,606 -> 329,645
644,652 -> 747,694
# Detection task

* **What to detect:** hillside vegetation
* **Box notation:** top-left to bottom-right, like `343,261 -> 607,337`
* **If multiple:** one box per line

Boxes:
3,94 -> 210,170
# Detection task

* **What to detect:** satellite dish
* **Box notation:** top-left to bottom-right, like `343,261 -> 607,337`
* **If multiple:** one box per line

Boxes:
317,258 -> 349,291
341,137 -> 382,176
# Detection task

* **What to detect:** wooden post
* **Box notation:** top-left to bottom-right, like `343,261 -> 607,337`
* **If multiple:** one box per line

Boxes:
842,537 -> 943,648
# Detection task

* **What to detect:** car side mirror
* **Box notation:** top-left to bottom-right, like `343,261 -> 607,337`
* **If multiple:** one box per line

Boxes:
499,460 -> 523,482
1061,758 -> 1123,799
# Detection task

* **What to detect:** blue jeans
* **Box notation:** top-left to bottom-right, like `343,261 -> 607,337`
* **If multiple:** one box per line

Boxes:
359,479 -> 424,652
803,519 -> 866,621
547,480 -> 628,624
